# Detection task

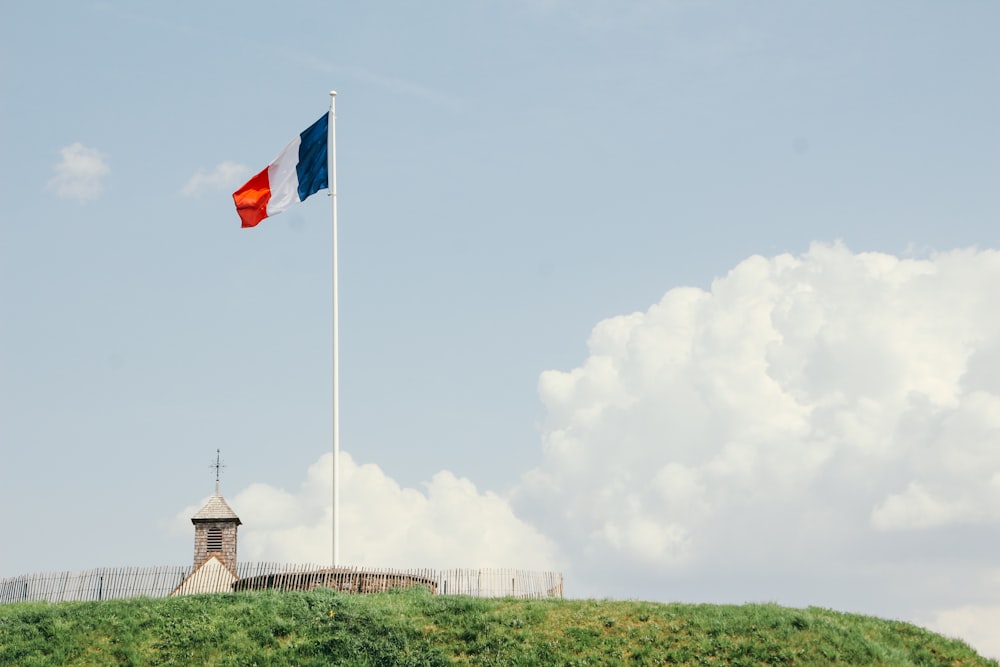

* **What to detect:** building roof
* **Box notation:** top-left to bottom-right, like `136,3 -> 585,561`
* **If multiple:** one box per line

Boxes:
191,492 -> 241,524
170,555 -> 239,596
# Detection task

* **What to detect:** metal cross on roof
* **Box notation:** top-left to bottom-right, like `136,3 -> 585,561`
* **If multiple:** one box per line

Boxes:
211,449 -> 226,492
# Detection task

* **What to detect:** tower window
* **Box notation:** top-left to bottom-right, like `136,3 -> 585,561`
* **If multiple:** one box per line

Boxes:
207,527 -> 223,552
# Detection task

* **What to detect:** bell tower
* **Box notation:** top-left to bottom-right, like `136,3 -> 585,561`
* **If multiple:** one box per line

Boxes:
190,450 -> 241,572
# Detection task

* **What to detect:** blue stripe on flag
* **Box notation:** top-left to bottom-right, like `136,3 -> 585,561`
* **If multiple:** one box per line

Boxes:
296,113 -> 329,202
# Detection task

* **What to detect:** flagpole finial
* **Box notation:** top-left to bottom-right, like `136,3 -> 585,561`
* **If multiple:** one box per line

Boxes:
330,90 -> 337,98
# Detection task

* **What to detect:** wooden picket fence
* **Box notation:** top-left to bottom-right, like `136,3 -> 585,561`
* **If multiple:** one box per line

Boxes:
0,563 -> 563,604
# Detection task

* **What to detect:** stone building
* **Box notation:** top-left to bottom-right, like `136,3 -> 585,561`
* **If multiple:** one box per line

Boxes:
190,490 -> 241,572
171,484 -> 242,596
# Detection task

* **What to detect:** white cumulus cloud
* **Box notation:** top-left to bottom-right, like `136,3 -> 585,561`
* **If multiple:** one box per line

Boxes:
202,452 -> 562,571
179,242 -> 1000,659
47,143 -> 110,201
181,161 -> 250,196
511,243 -> 1000,647
923,605 -> 1000,660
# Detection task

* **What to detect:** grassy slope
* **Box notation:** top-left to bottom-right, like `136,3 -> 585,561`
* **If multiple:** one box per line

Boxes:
0,588 -> 994,667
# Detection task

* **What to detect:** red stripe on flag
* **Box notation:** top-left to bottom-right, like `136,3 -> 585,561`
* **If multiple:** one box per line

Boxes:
233,168 -> 272,228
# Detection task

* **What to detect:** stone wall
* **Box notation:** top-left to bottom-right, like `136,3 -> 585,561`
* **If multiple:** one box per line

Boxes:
192,521 -> 238,571
234,568 -> 438,594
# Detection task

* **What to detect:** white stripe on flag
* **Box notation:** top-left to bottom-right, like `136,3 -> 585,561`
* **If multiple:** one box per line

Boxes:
266,135 -> 304,217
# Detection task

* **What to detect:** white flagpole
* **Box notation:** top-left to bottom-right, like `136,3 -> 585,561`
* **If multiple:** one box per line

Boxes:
329,91 -> 340,567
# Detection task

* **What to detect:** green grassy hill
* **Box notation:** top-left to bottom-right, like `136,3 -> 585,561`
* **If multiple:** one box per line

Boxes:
0,588 -> 993,666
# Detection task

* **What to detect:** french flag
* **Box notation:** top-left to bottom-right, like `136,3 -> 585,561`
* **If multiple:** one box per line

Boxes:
233,112 -> 329,228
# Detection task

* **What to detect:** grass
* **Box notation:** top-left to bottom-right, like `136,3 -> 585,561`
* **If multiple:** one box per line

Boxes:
0,587 -> 994,666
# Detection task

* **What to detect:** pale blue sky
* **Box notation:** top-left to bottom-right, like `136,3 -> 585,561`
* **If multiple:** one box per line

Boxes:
3,0 -> 1000,656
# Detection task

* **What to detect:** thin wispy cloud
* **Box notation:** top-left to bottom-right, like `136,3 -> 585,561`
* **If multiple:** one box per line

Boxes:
284,52 -> 466,111
338,64 -> 465,110
47,143 -> 110,202
181,161 -> 251,197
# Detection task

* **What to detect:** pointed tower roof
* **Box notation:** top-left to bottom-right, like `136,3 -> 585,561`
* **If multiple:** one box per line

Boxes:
191,449 -> 241,525
191,492 -> 242,524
